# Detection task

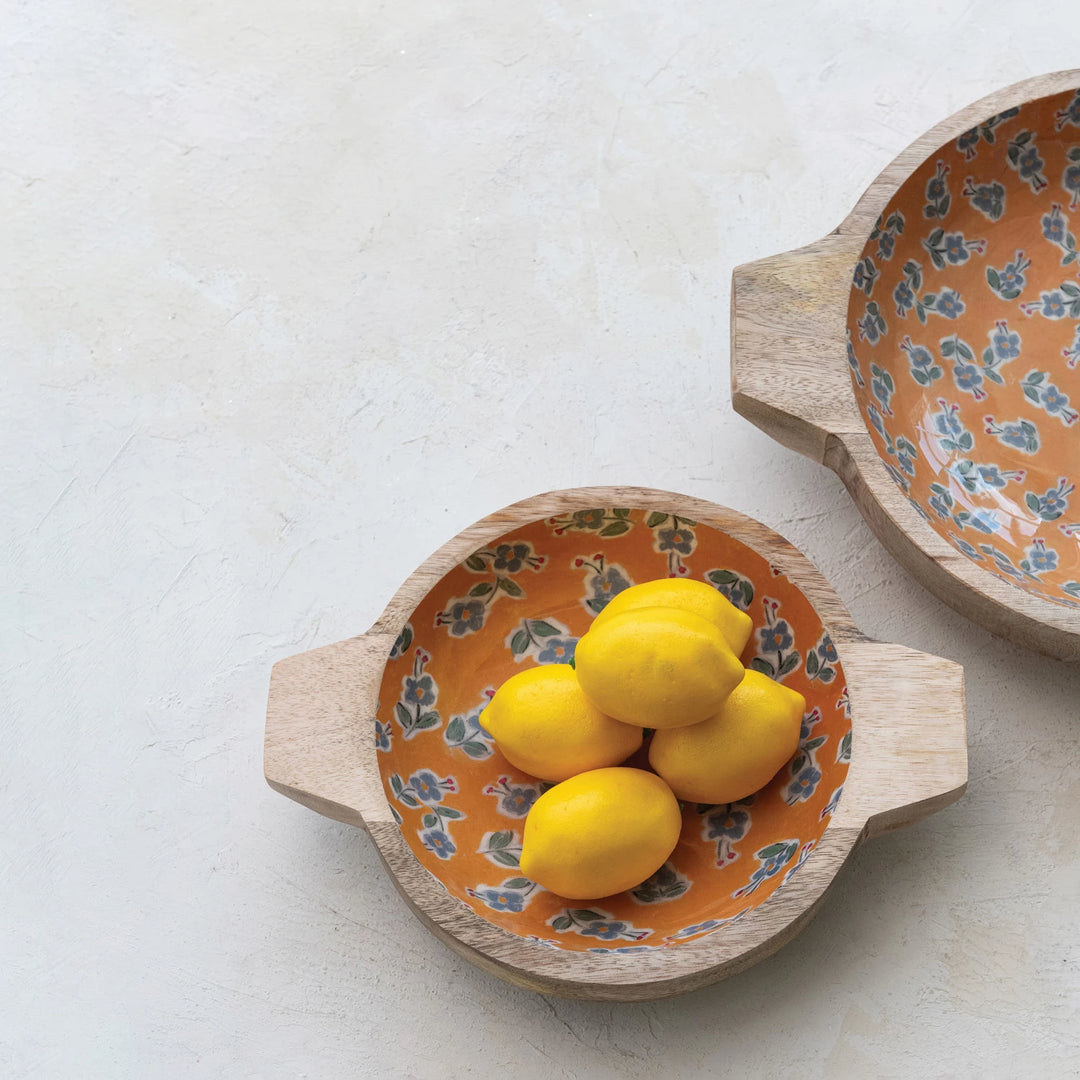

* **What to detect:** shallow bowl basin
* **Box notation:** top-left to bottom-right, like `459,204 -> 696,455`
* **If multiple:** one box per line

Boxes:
265,487 -> 966,1000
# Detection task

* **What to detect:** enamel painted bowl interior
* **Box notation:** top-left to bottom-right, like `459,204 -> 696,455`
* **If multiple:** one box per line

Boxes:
375,508 -> 851,953
847,86 -> 1080,608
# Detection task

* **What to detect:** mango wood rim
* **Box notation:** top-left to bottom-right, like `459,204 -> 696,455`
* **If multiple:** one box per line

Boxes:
731,70 -> 1080,661
264,487 -> 966,1000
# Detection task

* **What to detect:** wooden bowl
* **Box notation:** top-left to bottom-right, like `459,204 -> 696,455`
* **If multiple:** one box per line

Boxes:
732,72 -> 1080,659
265,488 -> 965,1000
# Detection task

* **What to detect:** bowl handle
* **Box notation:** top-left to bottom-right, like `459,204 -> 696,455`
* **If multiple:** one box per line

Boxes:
264,631 -> 397,829
834,640 -> 967,840
730,231 -> 868,463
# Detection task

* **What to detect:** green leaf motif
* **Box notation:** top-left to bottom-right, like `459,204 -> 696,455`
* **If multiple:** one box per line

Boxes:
551,916 -> 572,931
499,577 -> 523,598
571,909 -> 604,922
599,521 -> 630,537
987,267 -> 1001,290
488,830 -> 513,850
750,656 -> 775,677
465,554 -> 486,572
390,773 -> 404,796
445,716 -> 466,743
416,711 -> 440,730
530,620 -> 560,638
806,650 -> 820,676
818,666 -> 836,683
708,569 -> 737,585
757,841 -> 793,859
837,732 -> 852,763
613,508 -> 631,519
1026,492 -> 1041,514
778,652 -> 801,677
510,629 -> 530,655
503,877 -> 531,889
491,850 -> 519,867
461,741 -> 490,758
646,512 -> 669,529
439,806 -> 463,820
394,702 -> 411,728
740,581 -> 754,608
422,813 -> 437,828
469,581 -> 493,597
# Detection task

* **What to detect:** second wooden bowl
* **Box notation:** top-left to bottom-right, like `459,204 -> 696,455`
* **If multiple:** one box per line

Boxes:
265,487 -> 966,1000
732,71 -> 1080,659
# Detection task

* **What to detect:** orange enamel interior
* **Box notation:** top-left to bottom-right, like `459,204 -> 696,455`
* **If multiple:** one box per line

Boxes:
847,87 -> 1080,607
375,508 -> 851,952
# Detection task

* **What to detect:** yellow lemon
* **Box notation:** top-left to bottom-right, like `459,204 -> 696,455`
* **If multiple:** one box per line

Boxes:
593,577 -> 753,655
574,607 -> 744,729
481,664 -> 642,782
648,669 -> 806,804
519,767 -> 682,899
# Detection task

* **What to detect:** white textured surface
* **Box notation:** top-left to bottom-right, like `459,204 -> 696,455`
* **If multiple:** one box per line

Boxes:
4,2 -> 1080,1076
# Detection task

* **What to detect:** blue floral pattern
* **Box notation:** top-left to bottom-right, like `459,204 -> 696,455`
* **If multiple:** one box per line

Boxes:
388,769 -> 465,860
751,598 -> 801,681
1020,370 -> 1079,426
700,802 -> 753,867
1006,130 -> 1048,193
732,840 -> 801,899
630,862 -> 692,905
924,159 -> 951,218
706,566 -> 755,612
394,649 -> 442,739
507,615 -> 577,664
1063,146 -> 1080,210
961,175 -> 1006,220
482,775 -> 549,818
986,250 -> 1030,300
574,553 -> 632,615
645,511 -> 699,576
783,706 -> 827,805
547,507 -> 634,538
549,908 -> 652,942
436,542 -> 547,638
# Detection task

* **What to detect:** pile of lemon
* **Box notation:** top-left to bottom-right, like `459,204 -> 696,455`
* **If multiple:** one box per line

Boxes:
482,579 -> 806,901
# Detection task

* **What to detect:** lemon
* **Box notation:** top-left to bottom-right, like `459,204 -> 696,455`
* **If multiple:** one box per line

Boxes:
574,607 -> 744,729
648,669 -> 806,804
519,767 -> 683,899
481,664 -> 642,782
593,577 -> 753,655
